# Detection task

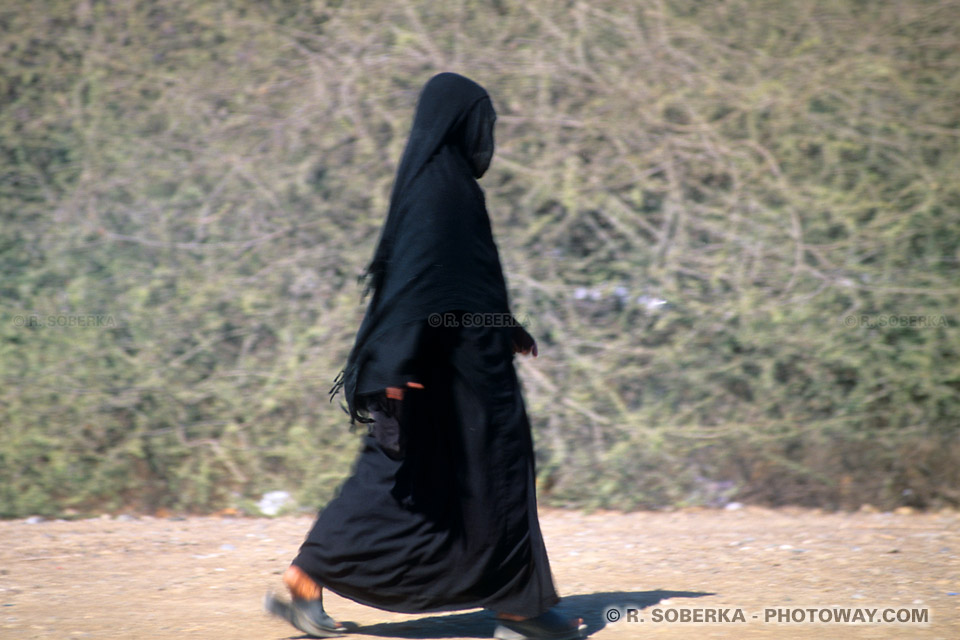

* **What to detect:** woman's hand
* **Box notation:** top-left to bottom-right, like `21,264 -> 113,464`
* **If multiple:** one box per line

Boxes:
511,324 -> 538,357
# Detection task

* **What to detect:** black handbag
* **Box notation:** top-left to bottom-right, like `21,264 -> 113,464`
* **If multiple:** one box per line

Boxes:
366,392 -> 407,460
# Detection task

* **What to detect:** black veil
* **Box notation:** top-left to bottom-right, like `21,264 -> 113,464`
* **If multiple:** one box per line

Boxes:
331,73 -> 510,423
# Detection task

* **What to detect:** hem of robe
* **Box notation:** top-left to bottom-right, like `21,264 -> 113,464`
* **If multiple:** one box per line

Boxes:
299,576 -> 560,617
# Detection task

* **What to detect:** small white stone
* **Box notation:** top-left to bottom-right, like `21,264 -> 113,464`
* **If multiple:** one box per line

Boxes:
257,490 -> 293,516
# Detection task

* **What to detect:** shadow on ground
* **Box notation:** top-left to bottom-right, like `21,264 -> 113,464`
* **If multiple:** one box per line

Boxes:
324,590 -> 712,639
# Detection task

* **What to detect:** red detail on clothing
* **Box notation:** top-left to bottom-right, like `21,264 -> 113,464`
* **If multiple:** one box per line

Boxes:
386,387 -> 405,400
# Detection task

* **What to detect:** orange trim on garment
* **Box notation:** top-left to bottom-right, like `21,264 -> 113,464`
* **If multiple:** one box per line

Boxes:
386,387 -> 405,400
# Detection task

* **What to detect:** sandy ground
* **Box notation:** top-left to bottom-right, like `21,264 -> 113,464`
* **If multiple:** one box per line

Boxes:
1,507 -> 957,639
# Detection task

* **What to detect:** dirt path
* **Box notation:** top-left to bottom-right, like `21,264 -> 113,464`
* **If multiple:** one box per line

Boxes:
1,507 -> 957,639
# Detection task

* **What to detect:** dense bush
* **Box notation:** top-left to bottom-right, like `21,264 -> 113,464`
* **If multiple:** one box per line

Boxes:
2,0 -> 958,517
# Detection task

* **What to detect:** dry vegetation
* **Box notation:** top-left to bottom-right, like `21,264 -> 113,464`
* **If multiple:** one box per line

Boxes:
1,0 -> 958,517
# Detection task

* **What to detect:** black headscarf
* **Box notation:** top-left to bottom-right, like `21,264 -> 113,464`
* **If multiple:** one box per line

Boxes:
330,73 -> 511,423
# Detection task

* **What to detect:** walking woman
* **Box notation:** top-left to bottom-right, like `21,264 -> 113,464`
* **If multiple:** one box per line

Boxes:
266,72 -> 584,640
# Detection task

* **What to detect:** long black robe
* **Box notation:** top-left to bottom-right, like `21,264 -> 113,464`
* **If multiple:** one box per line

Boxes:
294,73 -> 559,618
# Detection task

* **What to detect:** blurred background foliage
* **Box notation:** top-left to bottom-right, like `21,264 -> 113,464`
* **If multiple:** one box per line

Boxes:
1,0 -> 958,517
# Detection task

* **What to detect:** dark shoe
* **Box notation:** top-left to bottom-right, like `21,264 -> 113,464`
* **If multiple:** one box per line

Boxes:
264,591 -> 346,638
494,610 -> 586,640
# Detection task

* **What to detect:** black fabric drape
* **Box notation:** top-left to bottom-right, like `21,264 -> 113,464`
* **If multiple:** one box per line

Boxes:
331,73 -> 510,423
296,322 -> 558,617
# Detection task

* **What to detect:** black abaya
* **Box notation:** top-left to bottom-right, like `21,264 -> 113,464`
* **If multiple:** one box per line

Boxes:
295,73 -> 559,618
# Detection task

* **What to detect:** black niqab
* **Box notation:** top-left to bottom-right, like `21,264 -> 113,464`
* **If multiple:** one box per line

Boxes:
332,73 -> 509,423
